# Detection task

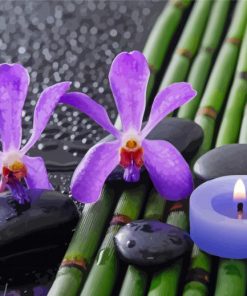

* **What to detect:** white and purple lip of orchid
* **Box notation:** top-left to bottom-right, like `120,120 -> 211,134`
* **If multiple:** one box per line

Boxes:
60,50 -> 197,204
0,63 -> 71,203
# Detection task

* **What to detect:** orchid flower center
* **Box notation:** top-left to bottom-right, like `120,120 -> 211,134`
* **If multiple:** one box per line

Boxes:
2,151 -> 27,180
120,135 -> 144,183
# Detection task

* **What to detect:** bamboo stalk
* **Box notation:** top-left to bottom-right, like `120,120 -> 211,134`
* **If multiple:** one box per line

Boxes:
184,8 -> 247,290
144,0 -> 192,98
193,0 -> 247,159
148,206 -> 189,296
182,246 -> 211,296
115,0 -> 192,129
216,26 -> 247,146
178,0 -> 231,120
119,190 -> 166,296
239,104 -> 247,143
80,184 -> 148,296
214,84 -> 247,296
214,260 -> 247,296
48,187 -> 116,296
158,0 -> 212,90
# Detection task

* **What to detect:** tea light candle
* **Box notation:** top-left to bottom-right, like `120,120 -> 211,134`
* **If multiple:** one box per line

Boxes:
190,176 -> 247,259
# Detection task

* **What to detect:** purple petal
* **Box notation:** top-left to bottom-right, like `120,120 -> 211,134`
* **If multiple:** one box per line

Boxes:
143,139 -> 193,200
142,83 -> 197,138
0,64 -> 29,151
21,82 -> 71,154
71,140 -> 120,203
6,178 -> 30,204
23,155 -> 53,189
123,162 -> 141,182
109,51 -> 150,132
60,92 -> 120,138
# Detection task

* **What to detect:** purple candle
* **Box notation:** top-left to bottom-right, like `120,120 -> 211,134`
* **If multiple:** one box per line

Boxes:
190,175 -> 247,259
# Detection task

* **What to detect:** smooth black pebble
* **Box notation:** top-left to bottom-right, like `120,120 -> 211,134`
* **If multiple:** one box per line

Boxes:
0,189 -> 79,278
193,144 -> 247,184
114,219 -> 193,267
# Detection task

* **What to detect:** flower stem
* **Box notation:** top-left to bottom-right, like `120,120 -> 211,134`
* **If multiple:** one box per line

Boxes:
48,186 -> 116,296
178,0 -> 231,120
158,0 -> 213,90
79,183 -> 148,296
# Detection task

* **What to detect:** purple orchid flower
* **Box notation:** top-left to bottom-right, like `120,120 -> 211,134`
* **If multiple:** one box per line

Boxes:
0,63 -> 71,203
60,51 -> 197,203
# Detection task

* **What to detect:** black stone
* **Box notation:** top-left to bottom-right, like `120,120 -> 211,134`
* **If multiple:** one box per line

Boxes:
114,219 -> 193,267
0,189 -> 79,278
108,118 -> 203,181
193,144 -> 247,184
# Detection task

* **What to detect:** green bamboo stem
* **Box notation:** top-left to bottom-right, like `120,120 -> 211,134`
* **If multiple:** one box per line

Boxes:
216,27 -> 247,146
182,246 -> 211,296
185,12 -> 247,289
158,0 -> 212,90
115,0 -> 192,129
214,97 -> 247,296
143,0 -> 192,98
80,184 -> 148,296
48,186 -> 116,296
119,190 -> 166,296
214,260 -> 247,296
193,0 -> 247,160
239,104 -> 247,143
178,0 -> 230,120
148,210 -> 188,296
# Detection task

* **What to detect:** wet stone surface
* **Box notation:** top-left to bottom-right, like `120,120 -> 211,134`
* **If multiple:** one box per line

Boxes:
193,144 -> 247,184
0,189 -> 79,281
114,219 -> 193,267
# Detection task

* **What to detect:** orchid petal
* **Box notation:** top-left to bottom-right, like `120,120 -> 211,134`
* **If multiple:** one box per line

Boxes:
142,83 -> 197,138
21,82 -> 71,154
23,155 -> 53,189
143,139 -> 193,200
109,51 -> 150,132
60,92 -> 120,138
0,64 -> 29,151
71,140 -> 120,203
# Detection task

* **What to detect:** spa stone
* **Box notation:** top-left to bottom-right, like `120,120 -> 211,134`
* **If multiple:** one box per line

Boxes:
0,189 -> 79,270
194,144 -> 247,184
114,219 -> 193,267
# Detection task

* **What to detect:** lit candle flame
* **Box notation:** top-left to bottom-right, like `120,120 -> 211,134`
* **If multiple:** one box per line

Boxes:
233,178 -> 246,201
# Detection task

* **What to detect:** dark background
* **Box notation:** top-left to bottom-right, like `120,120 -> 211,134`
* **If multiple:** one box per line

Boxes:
0,1 -> 166,295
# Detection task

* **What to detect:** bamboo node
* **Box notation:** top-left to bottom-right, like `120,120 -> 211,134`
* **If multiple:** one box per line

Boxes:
149,64 -> 158,74
225,37 -> 241,46
202,46 -> 215,54
197,106 -> 217,119
110,214 -> 132,226
60,258 -> 87,271
169,202 -> 185,213
170,0 -> 187,10
186,268 -> 210,286
176,48 -> 193,59
239,71 -> 247,80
